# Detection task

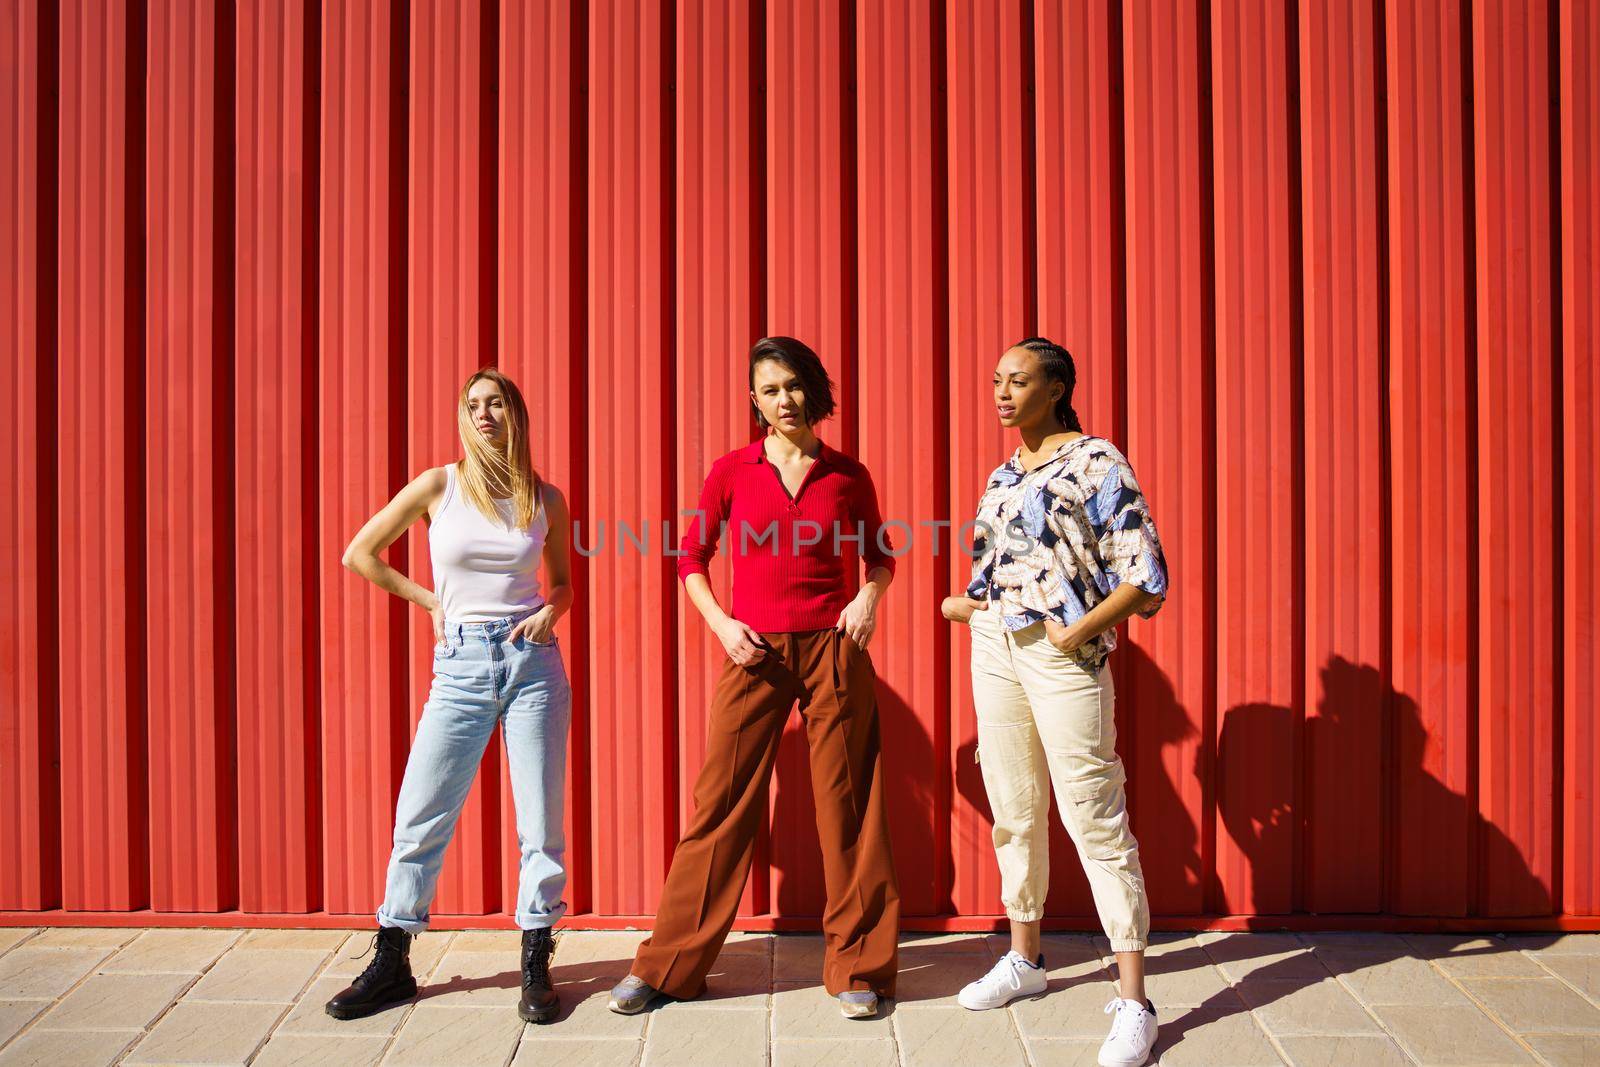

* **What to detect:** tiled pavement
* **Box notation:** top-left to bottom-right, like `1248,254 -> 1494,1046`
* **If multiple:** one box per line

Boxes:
0,926 -> 1596,1065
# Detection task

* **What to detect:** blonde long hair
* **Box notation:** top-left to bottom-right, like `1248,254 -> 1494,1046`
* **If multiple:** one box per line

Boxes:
456,368 -> 542,529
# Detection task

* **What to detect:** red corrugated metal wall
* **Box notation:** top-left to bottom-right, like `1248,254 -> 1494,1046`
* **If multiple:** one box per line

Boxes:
1,0 -> 1596,928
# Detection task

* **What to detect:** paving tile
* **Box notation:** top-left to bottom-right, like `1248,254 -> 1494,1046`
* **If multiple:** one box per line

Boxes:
1458,977 -> 1600,1034
722,932 -> 775,953
1008,970 -> 1120,1039
387,1004 -> 526,1066
1503,934 -> 1600,957
252,1033 -> 389,1067
103,929 -> 240,974
1371,1003 -> 1536,1065
1403,936 -> 1546,977
774,1038 -> 899,1066
775,936 -> 827,981
273,975 -> 411,1037
184,948 -> 328,1003
1235,977 -> 1381,1036
324,930 -> 454,980
1521,1033 -> 1600,1066
1197,932 -> 1329,982
416,950 -> 522,1008
1148,1005 -> 1283,1066
546,931 -> 649,967
773,981 -> 894,1040
998,933 -> 1097,961
540,988 -> 647,1039
1324,952 -> 1469,1007
895,946 -> 1008,1007
0,947 -> 108,999
35,971 -> 193,1031
123,1001 -> 284,1065
1531,954 -> 1600,1002
1137,942 -> 1236,1009
642,1007 -> 767,1066
894,1005 -> 1028,1067
447,930 -> 524,953
0,1001 -> 46,1048
0,1029 -> 138,1067
899,933 -> 994,954
1295,932 -> 1410,953
240,929 -> 351,951
1275,1034 -> 1412,1067
0,932 -> 36,958
27,928 -> 136,949
669,947 -> 770,1010
1020,1037 -> 1104,1066
512,1035 -> 643,1066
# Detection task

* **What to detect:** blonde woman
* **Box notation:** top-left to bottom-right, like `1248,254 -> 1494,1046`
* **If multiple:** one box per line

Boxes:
326,368 -> 574,1025
942,337 -> 1167,1067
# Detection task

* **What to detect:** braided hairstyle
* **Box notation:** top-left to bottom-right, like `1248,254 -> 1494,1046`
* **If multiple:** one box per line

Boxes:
1013,336 -> 1083,432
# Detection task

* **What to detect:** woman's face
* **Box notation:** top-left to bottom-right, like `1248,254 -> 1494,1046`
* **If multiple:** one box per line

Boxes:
750,359 -> 807,432
466,378 -> 509,445
993,347 -> 1061,430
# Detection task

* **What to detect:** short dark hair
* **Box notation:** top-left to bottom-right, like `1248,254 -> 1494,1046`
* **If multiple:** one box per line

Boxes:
1013,336 -> 1083,432
748,336 -> 837,427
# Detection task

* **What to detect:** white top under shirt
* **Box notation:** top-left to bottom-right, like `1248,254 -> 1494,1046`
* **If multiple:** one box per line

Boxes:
428,463 -> 548,622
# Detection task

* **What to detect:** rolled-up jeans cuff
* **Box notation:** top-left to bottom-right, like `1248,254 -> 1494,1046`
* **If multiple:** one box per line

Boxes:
1107,936 -> 1146,953
1004,906 -> 1043,923
375,910 -> 428,936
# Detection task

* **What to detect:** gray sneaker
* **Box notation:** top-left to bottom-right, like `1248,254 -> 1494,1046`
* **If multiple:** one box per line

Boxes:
608,974 -> 660,1015
838,990 -> 879,1018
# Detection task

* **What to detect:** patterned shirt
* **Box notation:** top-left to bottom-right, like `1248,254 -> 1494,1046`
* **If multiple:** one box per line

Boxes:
964,434 -> 1169,671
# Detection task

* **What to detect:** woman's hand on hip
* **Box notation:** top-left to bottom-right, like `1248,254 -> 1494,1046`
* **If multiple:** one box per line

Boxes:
835,590 -> 878,650
428,598 -> 445,642
715,616 -> 770,667
513,605 -> 559,645
941,595 -> 987,624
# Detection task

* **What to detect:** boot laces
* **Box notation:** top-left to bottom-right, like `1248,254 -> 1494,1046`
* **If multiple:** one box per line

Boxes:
354,931 -> 403,985
522,931 -> 555,988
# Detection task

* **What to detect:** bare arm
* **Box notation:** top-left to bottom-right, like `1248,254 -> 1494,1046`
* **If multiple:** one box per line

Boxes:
684,571 -> 772,668
1043,583 -> 1161,653
513,484 -> 575,643
341,467 -> 449,636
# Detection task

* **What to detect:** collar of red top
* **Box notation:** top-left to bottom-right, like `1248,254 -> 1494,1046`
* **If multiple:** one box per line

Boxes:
741,435 -> 834,470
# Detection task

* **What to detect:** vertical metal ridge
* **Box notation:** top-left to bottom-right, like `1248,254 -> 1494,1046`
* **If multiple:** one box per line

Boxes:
1471,0 -> 1558,917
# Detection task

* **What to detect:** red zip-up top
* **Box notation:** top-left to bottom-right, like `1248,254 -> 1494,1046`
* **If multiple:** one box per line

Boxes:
676,436 -> 899,633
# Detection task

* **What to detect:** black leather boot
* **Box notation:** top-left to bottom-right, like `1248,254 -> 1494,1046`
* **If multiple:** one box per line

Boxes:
518,928 -> 560,1023
325,927 -> 418,1020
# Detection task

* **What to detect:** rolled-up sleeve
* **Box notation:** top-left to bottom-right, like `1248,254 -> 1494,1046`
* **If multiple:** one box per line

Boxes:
677,460 -> 732,582
1084,451 -> 1168,617
856,466 -> 897,578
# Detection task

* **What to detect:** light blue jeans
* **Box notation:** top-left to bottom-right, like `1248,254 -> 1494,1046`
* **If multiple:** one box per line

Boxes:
377,611 -> 572,933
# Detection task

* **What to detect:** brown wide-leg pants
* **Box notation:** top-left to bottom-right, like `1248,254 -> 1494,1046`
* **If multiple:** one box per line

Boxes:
631,627 -> 901,998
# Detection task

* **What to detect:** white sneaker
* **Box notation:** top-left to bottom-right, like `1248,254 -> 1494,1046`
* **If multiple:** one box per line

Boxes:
1098,996 -> 1158,1067
956,950 -> 1047,1010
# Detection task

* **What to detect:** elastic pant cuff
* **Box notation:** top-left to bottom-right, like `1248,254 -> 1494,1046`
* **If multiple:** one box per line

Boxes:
1107,936 -> 1146,953
1004,907 -> 1044,923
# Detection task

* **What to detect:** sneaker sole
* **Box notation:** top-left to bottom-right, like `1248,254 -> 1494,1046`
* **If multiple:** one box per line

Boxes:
324,979 -> 418,1021
958,986 -> 1048,1012
607,996 -> 654,1016
839,1004 -> 878,1019
1097,1053 -> 1151,1067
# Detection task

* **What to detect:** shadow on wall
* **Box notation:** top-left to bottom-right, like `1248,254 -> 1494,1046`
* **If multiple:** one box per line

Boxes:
752,627 -> 1548,927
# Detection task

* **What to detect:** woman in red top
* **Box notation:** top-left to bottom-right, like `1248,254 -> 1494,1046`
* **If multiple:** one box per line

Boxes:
609,336 -> 901,1019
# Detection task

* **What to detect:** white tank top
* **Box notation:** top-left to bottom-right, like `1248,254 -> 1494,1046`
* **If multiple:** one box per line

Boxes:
428,463 -> 549,622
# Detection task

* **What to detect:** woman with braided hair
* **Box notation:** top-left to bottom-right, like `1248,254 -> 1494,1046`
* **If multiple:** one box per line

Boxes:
942,337 -> 1169,1067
